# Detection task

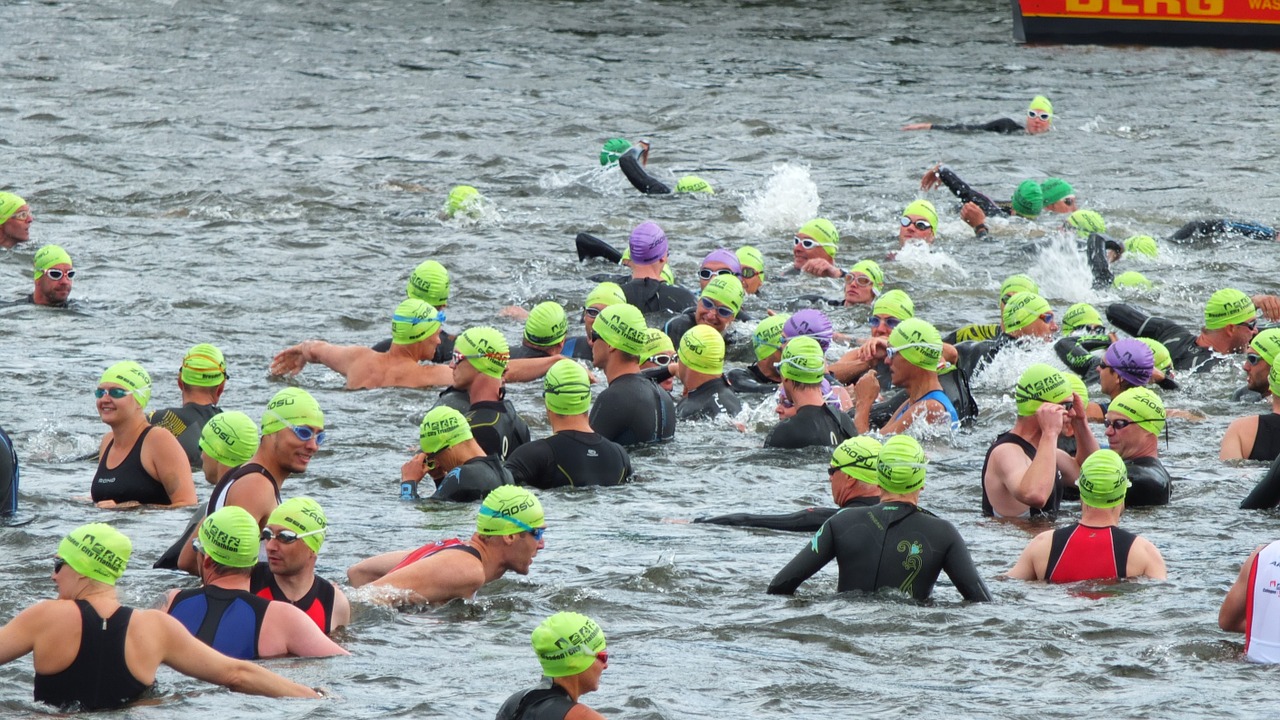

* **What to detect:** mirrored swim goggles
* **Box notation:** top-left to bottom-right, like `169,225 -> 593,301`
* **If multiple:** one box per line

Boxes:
899,217 -> 932,232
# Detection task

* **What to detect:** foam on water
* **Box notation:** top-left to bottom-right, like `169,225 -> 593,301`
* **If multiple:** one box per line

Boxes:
738,163 -> 821,237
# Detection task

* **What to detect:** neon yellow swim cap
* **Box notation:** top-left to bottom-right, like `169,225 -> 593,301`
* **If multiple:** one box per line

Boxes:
1067,209 -> 1107,238
902,199 -> 938,233
0,192 -> 25,223
262,387 -> 324,436
443,185 -> 482,218
407,260 -> 450,306
642,327 -> 675,364
1029,95 -> 1054,116
58,523 -> 130,585
1204,288 -> 1256,330
392,299 -> 443,345
752,314 -> 789,361
419,405 -> 473,454
849,259 -> 885,291
99,361 -> 152,409
524,302 -> 568,347
1271,363 -> 1280,397
1013,363 -> 1070,416
268,497 -> 328,553
888,318 -> 943,371
1077,450 -> 1130,509
779,336 -> 826,384
1002,292 -> 1052,334
33,244 -> 72,279
797,218 -> 839,258
532,612 -> 606,678
1113,271 -> 1153,290
543,359 -> 591,415
675,175 -> 714,194
594,304 -> 649,356
701,274 -> 744,315
199,411 -> 260,468
736,246 -> 765,284
1064,372 -> 1089,408
476,485 -> 544,536
1137,338 -> 1174,375
454,327 -> 510,378
584,281 -> 625,309
830,436 -> 883,485
1250,329 -> 1280,367
877,434 -> 927,494
179,343 -> 227,387
1061,303 -> 1104,333
1124,235 -> 1158,258
999,274 -> 1039,304
1110,386 -> 1165,436
679,324 -> 726,376
872,289 -> 914,321
197,506 -> 260,568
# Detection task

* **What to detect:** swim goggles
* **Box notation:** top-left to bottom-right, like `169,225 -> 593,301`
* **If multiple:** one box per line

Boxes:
899,217 -> 932,232
867,316 -> 901,330
393,310 -> 446,325
43,268 -> 75,280
698,267 -> 737,281
94,387 -> 137,400
699,297 -> 735,319
845,273 -> 874,287
793,235 -> 836,251
477,505 -> 546,540
261,527 -> 326,545
1027,110 -> 1051,121
266,410 -> 326,445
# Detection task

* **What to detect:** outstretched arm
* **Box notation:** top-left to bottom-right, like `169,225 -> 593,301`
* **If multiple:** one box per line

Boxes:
149,611 -> 322,697
270,340 -> 365,377
767,520 -> 838,595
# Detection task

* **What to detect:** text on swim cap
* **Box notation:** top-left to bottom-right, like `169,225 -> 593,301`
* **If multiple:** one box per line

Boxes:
69,533 -> 126,575
204,526 -> 243,554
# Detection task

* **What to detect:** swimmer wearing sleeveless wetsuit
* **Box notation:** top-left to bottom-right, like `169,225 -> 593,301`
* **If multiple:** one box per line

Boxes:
92,426 -> 177,506
250,563 -> 339,635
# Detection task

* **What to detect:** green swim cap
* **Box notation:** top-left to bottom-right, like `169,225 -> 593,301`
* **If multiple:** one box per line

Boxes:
736,246 -> 765,283
752,314 -> 789,361
525,302 -> 569,347
660,264 -> 675,285
532,612 -> 606,678
179,344 -> 228,387
902,199 -> 938,232
1204,288 -> 1256,330
199,411 -> 260,468
701,274 -> 744,316
407,260 -> 451,306
779,336 -> 826,384
797,218 -> 839,258
58,523 -> 130,585
1040,178 -> 1074,205
1064,372 -> 1090,408
99,361 -> 152,409
268,497 -> 328,553
584,281 -> 626,309
1011,180 -> 1044,218
679,324 -> 726,376
1270,363 -> 1280,397
876,434 -> 928,495
1110,386 -> 1166,436
999,274 -> 1040,304
1124,235 -> 1158,258
392,298 -> 443,345
543,359 -> 591,415
830,436 -> 883,485
1067,209 -> 1106,238
888,318 -> 943,371
849,259 -> 885,291
594,304 -> 649,356
1002,292 -> 1052,334
476,485 -> 544,536
455,326 -> 510,378
675,175 -> 714,194
1137,338 -> 1174,374
1029,95 -> 1054,116
599,138 -> 632,166
1113,271 -> 1153,290
1077,449 -> 1131,509
0,192 -> 25,223
1061,303 -> 1104,334
419,405 -> 473,454
262,387 -> 324,435
1013,363 -> 1071,416
1251,329 -> 1280,367
33,244 -> 72,279
872,289 -> 915,321
642,328 -> 675,364
197,506 -> 260,568
443,185 -> 482,218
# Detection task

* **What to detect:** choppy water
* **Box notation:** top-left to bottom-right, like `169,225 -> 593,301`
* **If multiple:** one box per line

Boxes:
3,0 -> 1279,717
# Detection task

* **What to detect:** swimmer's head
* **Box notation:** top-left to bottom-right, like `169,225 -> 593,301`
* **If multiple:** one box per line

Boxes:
1067,209 -> 1106,238
1138,337 -> 1174,376
1203,288 -> 1256,330
543,359 -> 592,415
700,248 -> 742,278
1124,235 -> 1158,258
876,434 -> 928,494
1113,271 -> 1153,291
796,218 -> 840,258
268,497 -> 328,553
1039,178 -> 1074,206
407,260 -> 451,307
198,411 -> 260,468
752,314 -> 790,361
700,274 -> 745,316
887,318 -> 944,371
1027,96 -> 1054,134
1110,386 -> 1166,436
524,301 -> 569,347
58,523 -> 131,585
392,298 -> 444,345
584,281 -> 626,310
476,485 -> 544,536
848,260 -> 885,293
675,175 -> 714,194
33,244 -> 72,280
599,138 -> 632,166
830,436 -> 883,485
779,335 -> 826,384
999,274 -> 1039,305
901,199 -> 938,240
1077,449 -> 1131,509
1001,292 -> 1052,334
1010,180 -> 1044,218
1104,339 -> 1156,387
782,309 -> 834,351
593,304 -> 649,356
99,361 -> 152,409
180,343 -> 228,387
872,289 -> 915,321
454,326 -> 510,378
628,221 -> 668,266
197,506 -> 260,568
641,327 -> 675,365
418,405 -> 473,454
1013,363 -> 1071,417
1064,372 -> 1090,407
532,612 -> 606,678
261,387 -> 324,436
736,246 -> 765,286
1250,328 -> 1280,367
1061,303 -> 1104,334
679,324 -> 726,376
0,192 -> 26,224
442,185 -> 483,219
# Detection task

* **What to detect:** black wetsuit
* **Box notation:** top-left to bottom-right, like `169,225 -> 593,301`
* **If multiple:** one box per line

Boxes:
33,601 -> 152,711
725,364 -> 780,394
371,330 -> 457,363
935,165 -> 1012,219
932,118 -> 1024,134
767,502 -> 992,601
149,402 -> 220,466
1054,335 -> 1110,381
91,427 -> 173,505
153,461 -> 277,571
1243,452 -> 1280,509
1085,232 -> 1125,290
618,146 -> 672,194
1106,303 -> 1224,373
1125,455 -> 1172,507
0,425 -> 17,516
620,277 -> 696,316
496,680 -> 579,720
466,399 -> 531,460
561,335 -> 593,361
589,373 -> 677,446
168,586 -> 270,660
943,322 -> 1000,344
1170,219 -> 1276,243
426,455 -> 513,502
504,430 -> 632,489
764,404 -> 856,449
509,344 -> 556,360
677,378 -> 743,420
1045,523 -> 1138,583
433,386 -> 472,413
695,496 -> 880,533
980,432 -> 1063,518
1251,414 -> 1280,462
250,563 -> 338,635
953,333 -> 1017,386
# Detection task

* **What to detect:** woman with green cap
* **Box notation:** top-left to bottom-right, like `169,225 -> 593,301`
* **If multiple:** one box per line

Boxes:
496,611 -> 610,720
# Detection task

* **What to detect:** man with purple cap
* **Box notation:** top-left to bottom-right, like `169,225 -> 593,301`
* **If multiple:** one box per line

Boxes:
619,221 -> 696,316
1092,340 -> 1156,412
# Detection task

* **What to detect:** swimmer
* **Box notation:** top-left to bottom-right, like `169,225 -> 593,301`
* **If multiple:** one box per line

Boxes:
765,337 -> 856,449
903,95 -> 1054,135
250,497 -> 350,635
768,435 -> 991,601
148,343 -> 228,466
1222,343 -> 1280,462
618,221 -> 697,316
29,245 -> 74,306
737,246 -> 766,295
898,199 -> 938,248
0,192 -> 33,248
511,301 -> 569,359
401,406 -> 515,502
1171,218 -> 1278,244
696,248 -> 742,292
562,282 -> 626,361
441,184 -> 484,220
792,259 -> 883,309
372,259 -> 457,361
163,507 -> 347,660
673,325 -> 742,420
348,486 -> 545,605
920,164 -> 1044,237
1106,288 -> 1259,373
0,424 -> 16,517
1231,328 -> 1280,403
1041,178 -> 1077,213
953,291 -> 1059,383
617,139 -> 715,196
0,523 -> 321,711
1007,450 -> 1166,583
663,274 -> 746,349
1102,387 -> 1172,506
443,327 -> 531,459
830,289 -> 916,387
944,273 -> 1039,344
724,313 -> 788,394
980,364 -> 1096,519
853,318 -> 958,435
91,362 -> 196,510
1219,534 -> 1280,662
505,360 -> 631,489
496,612 -> 610,720
589,304 -> 677,445
791,218 -> 843,278
639,327 -> 677,392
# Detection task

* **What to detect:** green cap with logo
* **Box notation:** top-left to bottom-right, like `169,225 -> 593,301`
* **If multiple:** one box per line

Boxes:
752,314 -> 789,361
1013,363 -> 1071,416
1002,292 -> 1052,333
1138,337 -> 1174,375
476,485 -> 544,536
198,506 -> 260,568
701,274 -> 745,316
1271,363 -> 1280,397
584,281 -> 625,309
877,434 -> 928,494
1251,329 -> 1280,367
779,335 -> 826,384
1124,235 -> 1158,258
1040,178 -> 1073,205
594,304 -> 649,356
532,612 -> 606,678
797,218 -> 840,258
675,175 -> 714,194
888,318 -> 943,371
849,259 -> 885,291
902,199 -> 938,232
99,361 -> 152,409
455,326 -> 510,378
407,260 -> 450,306
999,274 -> 1039,304
58,523 -> 131,585
180,343 -> 228,387
1110,386 -> 1166,436
679,324 -> 726,375
1203,288 -> 1256,330
34,244 -> 72,279
543,359 -> 592,415
419,405 -> 474,454
262,387 -> 324,436
736,246 -> 765,283
1011,180 -> 1044,218
1064,372 -> 1090,408
1061,303 -> 1104,334
1067,209 -> 1106,238
0,192 -> 26,223
830,436 -> 883,485
872,289 -> 914,321
524,302 -> 569,347
1077,449 -> 1131,509
642,328 -> 675,364
199,411 -> 260,468
267,496 -> 328,553
392,298 -> 443,345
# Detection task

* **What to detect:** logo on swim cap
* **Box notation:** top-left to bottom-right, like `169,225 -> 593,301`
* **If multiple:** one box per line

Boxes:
779,336 -> 826,384
33,244 -> 72,279
532,612 -> 606,678
1067,209 -> 1107,239
524,302 -> 569,347
783,309 -> 834,351
1077,450 -> 1130,509
198,506 -> 260,568
849,260 -> 884,290
876,435 -> 927,495
642,327 -> 675,364
888,318 -> 943,371
999,274 -> 1039,304
628,221 -> 668,266
584,281 -> 626,310
1103,339 -> 1155,387
872,289 -> 915,322
736,246 -> 765,283
419,405 -> 473,454
268,496 -> 328,553
1109,387 -> 1166,436
392,298 -> 443,346
1040,178 -> 1074,205
180,343 -> 228,387
1013,363 -> 1070,417
99,361 -> 152,409
1204,288 -> 1256,330
407,260 -> 450,306
476,485 -> 544,536
752,314 -> 789,361
594,304 -> 649,356
199,411 -> 260,468
700,274 -> 745,316
679,325 -> 726,376
676,175 -> 714,194
454,327 -> 510,378
830,436 -> 883,485
902,199 -> 938,234
797,218 -> 840,258
1002,292 -> 1052,334
1251,329 -> 1280,367
0,192 -> 26,224
1061,303 -> 1103,334
1010,180 -> 1044,218
261,387 -> 324,436
58,523 -> 131,585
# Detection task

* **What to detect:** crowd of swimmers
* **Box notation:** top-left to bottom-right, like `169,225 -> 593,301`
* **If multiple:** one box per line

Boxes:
6,95 -> 1280,714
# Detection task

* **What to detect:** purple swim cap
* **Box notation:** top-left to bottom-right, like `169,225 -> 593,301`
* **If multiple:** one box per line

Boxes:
629,221 -> 668,265
782,309 -> 834,351
1103,339 -> 1155,387
701,248 -> 742,275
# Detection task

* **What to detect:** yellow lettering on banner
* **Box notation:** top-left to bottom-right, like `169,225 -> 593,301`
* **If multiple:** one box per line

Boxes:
1144,0 -> 1181,13
1110,0 -> 1140,14
1187,0 -> 1223,14
1067,0 -> 1104,10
